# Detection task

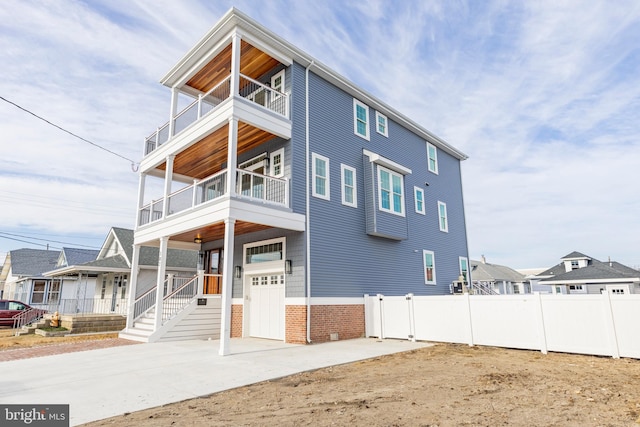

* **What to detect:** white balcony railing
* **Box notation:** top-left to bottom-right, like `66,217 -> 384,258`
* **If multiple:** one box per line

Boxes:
138,169 -> 288,226
144,73 -> 289,156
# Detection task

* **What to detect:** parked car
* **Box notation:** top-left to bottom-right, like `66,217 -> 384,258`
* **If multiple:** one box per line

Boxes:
0,300 -> 47,326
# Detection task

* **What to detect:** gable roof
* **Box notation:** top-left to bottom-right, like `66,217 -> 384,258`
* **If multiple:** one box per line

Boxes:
161,7 -> 468,161
560,251 -> 591,260
538,253 -> 640,284
8,249 -> 61,277
60,247 -> 99,267
470,260 -> 525,283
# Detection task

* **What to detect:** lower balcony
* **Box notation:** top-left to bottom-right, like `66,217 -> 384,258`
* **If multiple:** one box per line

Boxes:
138,169 -> 289,227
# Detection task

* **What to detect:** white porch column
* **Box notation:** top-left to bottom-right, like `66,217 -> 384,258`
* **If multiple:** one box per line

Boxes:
135,173 -> 146,227
154,236 -> 169,330
125,244 -> 141,329
162,155 -> 175,219
229,33 -> 241,97
168,86 -> 179,137
226,118 -> 238,198
219,218 -> 236,356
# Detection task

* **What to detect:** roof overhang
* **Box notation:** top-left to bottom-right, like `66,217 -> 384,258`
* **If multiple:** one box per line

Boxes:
539,277 -> 640,285
44,265 -> 132,277
160,7 -> 468,161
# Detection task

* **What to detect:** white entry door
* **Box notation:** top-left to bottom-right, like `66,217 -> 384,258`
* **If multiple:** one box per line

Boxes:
249,273 -> 285,340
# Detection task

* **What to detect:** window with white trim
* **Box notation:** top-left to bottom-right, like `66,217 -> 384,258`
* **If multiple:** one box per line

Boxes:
271,70 -> 285,94
423,250 -> 436,285
312,153 -> 330,200
427,142 -> 438,174
375,111 -> 388,137
353,99 -> 370,140
341,164 -> 357,207
378,166 -> 404,216
270,148 -> 284,178
438,201 -> 448,232
459,257 -> 469,282
414,186 -> 425,214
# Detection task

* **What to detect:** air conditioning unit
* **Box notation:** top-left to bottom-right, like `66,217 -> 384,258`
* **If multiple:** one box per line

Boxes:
451,281 -> 465,294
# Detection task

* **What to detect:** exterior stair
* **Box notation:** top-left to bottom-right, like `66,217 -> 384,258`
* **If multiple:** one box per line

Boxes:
118,310 -> 156,342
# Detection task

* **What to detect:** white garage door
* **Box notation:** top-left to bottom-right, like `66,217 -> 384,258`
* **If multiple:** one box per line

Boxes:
249,273 -> 285,340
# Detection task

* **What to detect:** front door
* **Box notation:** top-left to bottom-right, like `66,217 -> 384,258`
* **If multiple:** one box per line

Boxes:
249,273 -> 285,340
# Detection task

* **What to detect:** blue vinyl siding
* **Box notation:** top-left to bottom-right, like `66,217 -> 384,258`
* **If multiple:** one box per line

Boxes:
300,67 -> 468,297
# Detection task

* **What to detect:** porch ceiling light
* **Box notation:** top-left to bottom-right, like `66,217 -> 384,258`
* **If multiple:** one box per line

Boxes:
194,237 -> 203,244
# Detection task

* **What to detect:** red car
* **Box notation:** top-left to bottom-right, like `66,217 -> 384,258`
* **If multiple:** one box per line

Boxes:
0,300 -> 46,327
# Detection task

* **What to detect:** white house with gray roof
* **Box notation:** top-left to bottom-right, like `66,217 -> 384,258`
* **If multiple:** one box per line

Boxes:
534,251 -> 640,294
44,227 -> 198,315
470,257 -> 530,294
1,248 -> 65,305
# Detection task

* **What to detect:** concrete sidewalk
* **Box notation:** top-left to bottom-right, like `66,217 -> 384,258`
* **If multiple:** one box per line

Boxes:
0,338 -> 429,426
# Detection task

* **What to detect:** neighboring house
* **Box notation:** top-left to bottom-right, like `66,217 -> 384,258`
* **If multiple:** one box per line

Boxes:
469,256 -> 529,294
44,227 -> 198,315
534,251 -> 640,294
2,249 -> 63,305
121,8 -> 469,350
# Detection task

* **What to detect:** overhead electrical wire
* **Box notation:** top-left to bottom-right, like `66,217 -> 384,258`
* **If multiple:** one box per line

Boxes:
0,232 -> 101,249
0,95 -> 139,172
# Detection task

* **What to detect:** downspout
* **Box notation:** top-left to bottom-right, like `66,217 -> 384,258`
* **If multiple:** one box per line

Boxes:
305,59 -> 315,344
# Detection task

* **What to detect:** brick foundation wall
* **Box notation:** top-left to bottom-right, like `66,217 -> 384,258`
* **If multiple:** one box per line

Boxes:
285,305 -> 307,344
58,314 -> 126,334
310,305 -> 365,343
230,305 -> 243,338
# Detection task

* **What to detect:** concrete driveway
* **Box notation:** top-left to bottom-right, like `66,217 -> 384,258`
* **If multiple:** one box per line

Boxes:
0,338 -> 429,425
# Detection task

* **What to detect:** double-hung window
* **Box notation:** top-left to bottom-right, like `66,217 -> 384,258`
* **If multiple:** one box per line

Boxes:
459,257 -> 469,282
378,166 -> 404,216
312,153 -> 330,200
427,142 -> 438,174
438,201 -> 448,232
414,186 -> 425,214
423,250 -> 436,285
353,99 -> 370,140
375,111 -> 388,137
341,164 -> 357,207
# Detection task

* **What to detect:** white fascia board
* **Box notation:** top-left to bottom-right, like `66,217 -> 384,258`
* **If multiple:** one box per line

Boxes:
136,240 -> 201,252
363,149 -> 412,175
43,265 -> 131,277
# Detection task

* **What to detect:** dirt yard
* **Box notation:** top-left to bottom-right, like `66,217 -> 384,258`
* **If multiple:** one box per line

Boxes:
79,342 -> 640,427
0,328 -> 118,350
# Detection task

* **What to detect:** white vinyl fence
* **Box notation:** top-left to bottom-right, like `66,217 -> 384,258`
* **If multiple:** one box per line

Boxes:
364,293 -> 640,359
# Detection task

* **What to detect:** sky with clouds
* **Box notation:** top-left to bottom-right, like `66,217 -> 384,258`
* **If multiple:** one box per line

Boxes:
1,0 -> 639,270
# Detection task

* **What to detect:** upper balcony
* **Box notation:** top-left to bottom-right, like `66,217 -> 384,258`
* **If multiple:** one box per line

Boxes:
143,38 -> 291,160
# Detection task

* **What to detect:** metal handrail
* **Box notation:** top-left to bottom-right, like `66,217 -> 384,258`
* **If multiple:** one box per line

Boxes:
162,275 -> 198,323
12,308 -> 46,335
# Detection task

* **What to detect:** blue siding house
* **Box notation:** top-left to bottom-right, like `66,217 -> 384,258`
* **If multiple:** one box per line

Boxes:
121,8 -> 469,353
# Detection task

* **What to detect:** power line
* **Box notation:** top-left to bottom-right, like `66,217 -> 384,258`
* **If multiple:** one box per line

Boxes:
0,95 -> 139,172
0,232 -> 101,249
0,234 -> 62,250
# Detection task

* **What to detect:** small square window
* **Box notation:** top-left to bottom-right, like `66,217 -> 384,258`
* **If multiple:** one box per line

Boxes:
375,111 -> 388,137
